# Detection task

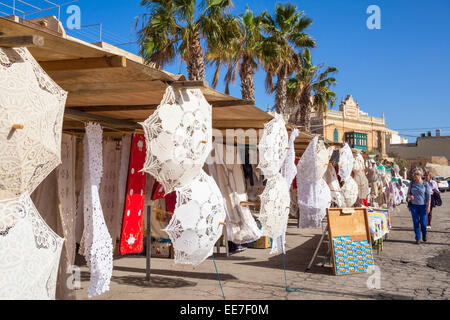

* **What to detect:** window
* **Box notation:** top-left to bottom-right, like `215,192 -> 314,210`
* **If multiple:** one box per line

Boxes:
334,128 -> 339,143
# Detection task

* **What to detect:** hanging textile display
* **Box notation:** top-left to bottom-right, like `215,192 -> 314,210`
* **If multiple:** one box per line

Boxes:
272,129 -> 299,254
324,164 -> 345,207
119,134 -> 147,255
353,153 -> 369,201
297,137 -> 332,228
99,139 -> 121,244
115,136 -> 132,242
213,152 -> 261,244
338,144 -> 358,207
81,123 -> 113,298
0,192 -> 64,300
0,47 -> 67,200
140,87 -> 212,194
257,113 -> 289,178
164,170 -> 226,267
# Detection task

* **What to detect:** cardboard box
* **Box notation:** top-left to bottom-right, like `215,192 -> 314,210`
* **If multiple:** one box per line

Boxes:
248,236 -> 272,249
151,241 -> 174,259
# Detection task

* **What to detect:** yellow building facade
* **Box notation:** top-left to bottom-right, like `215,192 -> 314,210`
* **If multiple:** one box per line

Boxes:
310,95 -> 393,154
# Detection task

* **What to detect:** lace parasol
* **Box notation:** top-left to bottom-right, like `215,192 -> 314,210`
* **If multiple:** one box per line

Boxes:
259,172 -> 291,239
257,113 -> 289,178
0,192 -> 64,299
0,47 -> 67,200
140,87 -> 212,193
164,170 -> 226,267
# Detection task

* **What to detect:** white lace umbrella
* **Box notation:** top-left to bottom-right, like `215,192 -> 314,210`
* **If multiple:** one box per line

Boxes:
140,87 -> 212,193
342,177 -> 359,207
257,113 -> 288,178
0,48 -> 67,199
164,170 -> 226,267
0,192 -> 64,300
259,172 -> 291,239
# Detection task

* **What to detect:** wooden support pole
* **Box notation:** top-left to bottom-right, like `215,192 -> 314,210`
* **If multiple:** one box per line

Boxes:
64,108 -> 140,129
146,205 -> 151,282
0,35 -> 44,48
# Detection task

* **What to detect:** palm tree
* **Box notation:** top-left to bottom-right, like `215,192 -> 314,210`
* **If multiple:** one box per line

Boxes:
207,8 -> 278,102
138,0 -> 234,81
287,48 -> 338,132
262,3 -> 316,115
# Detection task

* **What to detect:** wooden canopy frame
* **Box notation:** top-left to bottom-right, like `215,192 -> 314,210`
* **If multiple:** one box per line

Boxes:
0,16 -> 313,155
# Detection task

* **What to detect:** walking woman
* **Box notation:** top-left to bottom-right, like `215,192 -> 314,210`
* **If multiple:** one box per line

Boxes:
407,168 -> 431,244
425,172 -> 440,229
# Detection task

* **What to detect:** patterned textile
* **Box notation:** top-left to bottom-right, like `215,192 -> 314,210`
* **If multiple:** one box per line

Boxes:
115,136 -> 132,242
99,139 -> 121,246
272,129 -> 299,254
0,47 -> 67,200
140,87 -> 212,194
164,170 -> 226,266
338,144 -> 354,180
0,193 -> 64,300
81,123 -> 113,298
368,212 -> 389,241
297,137 -> 331,228
324,164 -> 345,207
258,113 -> 289,178
119,134 -> 147,255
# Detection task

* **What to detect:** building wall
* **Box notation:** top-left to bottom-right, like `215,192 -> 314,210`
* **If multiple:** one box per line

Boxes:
387,136 -> 450,160
312,95 -> 390,154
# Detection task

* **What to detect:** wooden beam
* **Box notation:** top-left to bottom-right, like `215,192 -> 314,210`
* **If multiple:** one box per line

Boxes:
0,35 -> 44,48
68,99 -> 254,112
39,56 -> 127,72
65,108 -> 140,129
169,80 -> 209,89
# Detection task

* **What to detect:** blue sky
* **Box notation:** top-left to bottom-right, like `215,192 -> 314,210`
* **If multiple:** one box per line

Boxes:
11,0 -> 450,140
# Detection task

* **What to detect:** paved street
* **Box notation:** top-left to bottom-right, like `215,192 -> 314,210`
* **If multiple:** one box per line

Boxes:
75,193 -> 450,300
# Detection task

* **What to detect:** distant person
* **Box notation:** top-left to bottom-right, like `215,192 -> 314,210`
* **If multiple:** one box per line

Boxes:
425,172 -> 441,229
407,168 -> 431,244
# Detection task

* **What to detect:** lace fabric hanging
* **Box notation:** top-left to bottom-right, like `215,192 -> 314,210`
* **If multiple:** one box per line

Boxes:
272,129 -> 299,254
341,177 -> 359,207
324,164 -> 345,207
164,170 -> 226,267
140,87 -> 212,194
81,123 -> 113,298
0,47 -> 67,200
297,137 -> 331,228
338,143 -> 354,180
0,192 -> 64,300
353,153 -> 369,200
257,113 -> 289,178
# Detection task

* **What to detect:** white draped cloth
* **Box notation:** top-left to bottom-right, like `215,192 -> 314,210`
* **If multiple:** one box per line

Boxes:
353,153 -> 369,200
338,144 -> 358,207
272,129 -> 299,254
80,123 -> 113,298
0,193 -> 63,300
213,146 -> 261,244
297,137 -> 331,228
324,164 -> 345,207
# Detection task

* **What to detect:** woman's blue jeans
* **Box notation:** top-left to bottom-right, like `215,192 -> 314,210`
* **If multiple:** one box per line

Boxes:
410,204 -> 427,240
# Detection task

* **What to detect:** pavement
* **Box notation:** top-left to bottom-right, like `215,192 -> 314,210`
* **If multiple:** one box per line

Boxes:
75,192 -> 450,300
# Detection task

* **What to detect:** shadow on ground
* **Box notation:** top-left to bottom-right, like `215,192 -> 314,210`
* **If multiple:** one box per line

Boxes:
113,266 -> 237,281
236,235 -> 334,276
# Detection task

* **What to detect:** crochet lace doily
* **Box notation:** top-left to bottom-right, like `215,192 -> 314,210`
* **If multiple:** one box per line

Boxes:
297,137 -> 331,228
259,172 -> 290,239
0,47 -> 67,199
353,153 -> 369,199
257,113 -> 288,178
0,192 -> 63,300
81,123 -> 113,298
140,87 -> 212,194
164,170 -> 226,267
338,143 -> 354,180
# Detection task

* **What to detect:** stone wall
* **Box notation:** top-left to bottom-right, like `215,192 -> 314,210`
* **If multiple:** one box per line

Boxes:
387,136 -> 450,160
